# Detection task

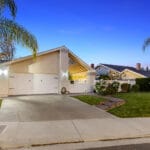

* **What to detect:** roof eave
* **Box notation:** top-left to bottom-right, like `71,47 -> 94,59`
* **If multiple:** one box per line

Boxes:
97,64 -> 121,73
4,46 -> 66,65
122,69 -> 146,78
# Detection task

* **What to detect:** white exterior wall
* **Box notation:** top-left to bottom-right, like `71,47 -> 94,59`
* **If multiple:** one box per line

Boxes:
87,70 -> 96,92
68,70 -> 96,93
59,49 -> 69,93
0,66 -> 9,97
68,80 -> 88,93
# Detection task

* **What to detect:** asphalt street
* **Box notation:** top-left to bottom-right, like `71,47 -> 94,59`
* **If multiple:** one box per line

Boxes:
81,143 -> 150,150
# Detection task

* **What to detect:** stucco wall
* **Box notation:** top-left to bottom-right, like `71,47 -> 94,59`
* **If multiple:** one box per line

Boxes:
0,76 -> 8,97
9,51 -> 59,74
59,49 -> 69,92
9,59 -> 33,73
0,66 -> 9,97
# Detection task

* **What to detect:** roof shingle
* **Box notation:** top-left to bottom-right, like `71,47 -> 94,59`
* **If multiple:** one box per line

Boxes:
98,64 -> 150,77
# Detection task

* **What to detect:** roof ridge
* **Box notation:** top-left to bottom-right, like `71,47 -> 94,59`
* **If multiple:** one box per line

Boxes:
101,63 -> 135,68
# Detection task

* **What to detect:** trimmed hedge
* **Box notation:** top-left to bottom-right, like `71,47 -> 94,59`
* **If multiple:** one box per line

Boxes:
136,78 -> 150,91
131,84 -> 140,92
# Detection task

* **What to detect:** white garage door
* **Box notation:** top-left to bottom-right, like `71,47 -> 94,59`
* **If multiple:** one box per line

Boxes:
9,73 -> 58,95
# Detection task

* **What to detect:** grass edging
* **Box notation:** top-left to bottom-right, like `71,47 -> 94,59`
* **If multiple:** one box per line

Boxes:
73,95 -> 105,105
73,93 -> 150,118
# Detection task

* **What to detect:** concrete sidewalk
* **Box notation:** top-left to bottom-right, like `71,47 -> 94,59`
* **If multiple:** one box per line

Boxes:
0,118 -> 150,149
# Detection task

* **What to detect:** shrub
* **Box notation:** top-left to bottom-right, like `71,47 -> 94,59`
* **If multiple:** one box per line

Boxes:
99,75 -> 110,80
95,81 -> 107,95
112,81 -> 120,93
121,83 -> 131,92
136,78 -> 150,91
131,84 -> 140,92
95,81 -> 119,95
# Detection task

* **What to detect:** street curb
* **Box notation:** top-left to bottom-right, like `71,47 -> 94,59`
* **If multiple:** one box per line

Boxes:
1,134 -> 150,149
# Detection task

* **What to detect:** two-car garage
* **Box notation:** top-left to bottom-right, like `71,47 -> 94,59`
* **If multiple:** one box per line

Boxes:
0,46 -> 95,97
9,73 -> 59,95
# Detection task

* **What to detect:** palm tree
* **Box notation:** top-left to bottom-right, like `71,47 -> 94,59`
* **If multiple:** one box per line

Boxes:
0,38 -> 15,61
143,38 -> 150,51
0,0 -> 38,60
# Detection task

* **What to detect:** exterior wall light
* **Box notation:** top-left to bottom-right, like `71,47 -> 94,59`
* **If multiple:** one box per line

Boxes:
0,69 -> 8,76
0,70 -> 2,75
62,71 -> 68,78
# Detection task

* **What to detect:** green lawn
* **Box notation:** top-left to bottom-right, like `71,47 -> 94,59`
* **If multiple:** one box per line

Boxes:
108,92 -> 150,118
73,95 -> 105,105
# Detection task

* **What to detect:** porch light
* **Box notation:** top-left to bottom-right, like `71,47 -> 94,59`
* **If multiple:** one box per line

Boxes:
0,69 -> 8,76
3,69 -> 8,76
62,71 -> 68,78
0,70 -> 2,75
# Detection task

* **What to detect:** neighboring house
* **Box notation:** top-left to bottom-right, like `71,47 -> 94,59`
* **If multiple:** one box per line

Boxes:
0,46 -> 95,97
95,63 -> 150,80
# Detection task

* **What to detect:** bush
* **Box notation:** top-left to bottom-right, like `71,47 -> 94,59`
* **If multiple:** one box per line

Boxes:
95,81 -> 119,95
112,81 -> 120,93
136,78 -> 150,91
121,83 -> 131,92
99,75 -> 110,80
95,81 -> 107,95
131,84 -> 140,92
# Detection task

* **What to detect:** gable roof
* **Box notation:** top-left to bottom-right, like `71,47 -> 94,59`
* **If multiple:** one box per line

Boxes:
96,64 -> 150,77
0,46 -> 92,70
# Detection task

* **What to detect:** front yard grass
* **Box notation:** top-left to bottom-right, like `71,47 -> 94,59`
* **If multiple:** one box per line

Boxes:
108,92 -> 150,118
73,95 -> 105,105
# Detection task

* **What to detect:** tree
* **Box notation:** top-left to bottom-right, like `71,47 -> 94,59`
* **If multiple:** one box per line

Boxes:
0,0 -> 38,61
0,38 -> 15,61
143,38 -> 150,51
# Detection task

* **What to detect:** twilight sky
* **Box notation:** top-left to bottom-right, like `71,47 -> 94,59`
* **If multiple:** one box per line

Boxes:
14,0 -> 150,67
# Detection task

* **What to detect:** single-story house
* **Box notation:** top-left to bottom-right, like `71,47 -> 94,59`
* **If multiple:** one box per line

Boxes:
0,46 -> 95,97
95,63 -> 150,80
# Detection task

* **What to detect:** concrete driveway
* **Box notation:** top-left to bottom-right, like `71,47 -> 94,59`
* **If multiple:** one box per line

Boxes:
0,95 -> 115,122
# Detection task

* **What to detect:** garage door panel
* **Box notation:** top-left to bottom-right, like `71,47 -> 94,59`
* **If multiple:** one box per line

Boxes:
9,74 -> 33,95
33,74 -> 58,94
9,73 -> 58,95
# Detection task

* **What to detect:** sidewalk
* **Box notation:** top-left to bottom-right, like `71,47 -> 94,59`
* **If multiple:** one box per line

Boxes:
0,118 -> 150,149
